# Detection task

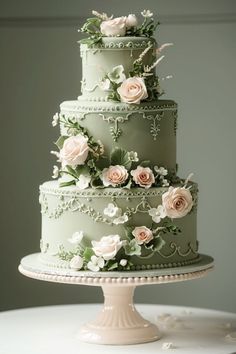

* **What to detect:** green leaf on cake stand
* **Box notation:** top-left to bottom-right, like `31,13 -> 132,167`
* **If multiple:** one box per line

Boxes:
83,247 -> 94,262
124,239 -> 142,256
107,261 -> 119,271
110,147 -> 132,170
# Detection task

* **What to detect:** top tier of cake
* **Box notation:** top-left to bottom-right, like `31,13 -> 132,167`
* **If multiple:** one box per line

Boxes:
79,37 -> 157,102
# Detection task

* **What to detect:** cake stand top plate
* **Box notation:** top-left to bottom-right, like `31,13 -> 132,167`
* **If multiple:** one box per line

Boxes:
19,253 -> 214,286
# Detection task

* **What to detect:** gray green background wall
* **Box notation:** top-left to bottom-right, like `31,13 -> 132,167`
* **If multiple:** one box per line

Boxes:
0,0 -> 235,312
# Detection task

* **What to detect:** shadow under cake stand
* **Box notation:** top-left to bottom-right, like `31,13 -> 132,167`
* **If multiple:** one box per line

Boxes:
19,253 -> 214,345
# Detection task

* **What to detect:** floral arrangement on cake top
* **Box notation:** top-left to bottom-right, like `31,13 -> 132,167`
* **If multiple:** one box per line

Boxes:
79,9 -> 159,47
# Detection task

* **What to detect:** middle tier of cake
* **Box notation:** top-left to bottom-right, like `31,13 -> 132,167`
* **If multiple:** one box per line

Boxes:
60,99 -> 177,173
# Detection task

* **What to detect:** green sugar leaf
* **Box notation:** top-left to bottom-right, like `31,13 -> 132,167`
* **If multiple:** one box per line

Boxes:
59,180 -> 75,188
55,135 -> 67,149
110,147 -> 132,170
139,160 -> 151,168
83,247 -> 94,262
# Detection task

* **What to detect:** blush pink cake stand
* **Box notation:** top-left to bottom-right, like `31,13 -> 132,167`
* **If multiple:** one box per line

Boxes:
19,253 -> 214,345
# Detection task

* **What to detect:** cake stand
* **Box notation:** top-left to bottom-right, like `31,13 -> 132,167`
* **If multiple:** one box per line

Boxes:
19,253 -> 214,345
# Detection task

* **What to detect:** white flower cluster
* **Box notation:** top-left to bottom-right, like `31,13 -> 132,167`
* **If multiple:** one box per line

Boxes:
104,203 -> 128,225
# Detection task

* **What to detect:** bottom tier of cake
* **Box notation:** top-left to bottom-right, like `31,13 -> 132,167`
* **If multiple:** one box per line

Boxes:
39,181 -> 200,271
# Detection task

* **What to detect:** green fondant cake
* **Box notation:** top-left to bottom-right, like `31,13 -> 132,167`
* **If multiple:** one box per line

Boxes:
39,10 -> 201,272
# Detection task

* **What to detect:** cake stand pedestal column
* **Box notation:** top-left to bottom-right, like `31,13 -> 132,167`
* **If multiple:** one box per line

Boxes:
19,253 -> 214,345
79,285 -> 159,344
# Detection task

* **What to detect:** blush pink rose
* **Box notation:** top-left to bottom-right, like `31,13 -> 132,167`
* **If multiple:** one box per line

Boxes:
101,165 -> 128,187
59,135 -> 89,167
132,226 -> 153,245
131,166 -> 155,188
100,17 -> 127,37
162,186 -> 193,218
117,77 -> 148,104
91,235 -> 123,261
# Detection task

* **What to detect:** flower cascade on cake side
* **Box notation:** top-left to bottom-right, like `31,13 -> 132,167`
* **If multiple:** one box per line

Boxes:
56,175 -> 195,272
79,10 -> 173,102
45,9 -> 198,272
50,115 -> 196,271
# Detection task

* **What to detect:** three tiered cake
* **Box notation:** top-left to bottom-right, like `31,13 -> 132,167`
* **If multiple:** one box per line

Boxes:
39,10 -> 200,273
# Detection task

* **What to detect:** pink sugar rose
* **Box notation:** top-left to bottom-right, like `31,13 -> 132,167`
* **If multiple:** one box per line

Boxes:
162,186 -> 193,218
100,16 -> 127,37
117,77 -> 148,104
101,165 -> 128,187
59,135 -> 89,167
132,226 -> 153,245
131,166 -> 155,188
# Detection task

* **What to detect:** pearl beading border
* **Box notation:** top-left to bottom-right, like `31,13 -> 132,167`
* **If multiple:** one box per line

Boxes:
18,264 -> 213,286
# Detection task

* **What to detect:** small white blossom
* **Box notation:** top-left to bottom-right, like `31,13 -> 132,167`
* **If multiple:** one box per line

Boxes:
76,175 -> 91,190
113,214 -> 129,225
154,166 -> 168,176
128,151 -> 139,162
104,203 -> 121,218
68,231 -> 84,244
108,65 -> 126,84
141,9 -> 153,18
69,255 -> 83,270
162,342 -> 175,350
52,165 -> 59,179
50,150 -> 60,159
87,255 -> 105,272
52,113 -> 59,127
99,78 -> 111,91
161,178 -> 169,187
119,259 -> 128,267
148,205 -> 166,223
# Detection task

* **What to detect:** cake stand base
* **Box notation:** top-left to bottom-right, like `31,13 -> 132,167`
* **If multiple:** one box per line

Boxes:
79,285 -> 160,344
19,253 -> 214,345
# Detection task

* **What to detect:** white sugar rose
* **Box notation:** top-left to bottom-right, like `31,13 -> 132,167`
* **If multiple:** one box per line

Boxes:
101,165 -> 128,187
117,77 -> 148,104
59,135 -> 89,167
92,235 -> 123,261
162,186 -> 193,218
132,226 -> 153,245
100,17 -> 127,37
131,166 -> 155,188
126,14 -> 138,28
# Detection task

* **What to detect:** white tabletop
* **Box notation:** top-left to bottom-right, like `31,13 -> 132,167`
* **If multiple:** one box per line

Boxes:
0,304 -> 236,354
